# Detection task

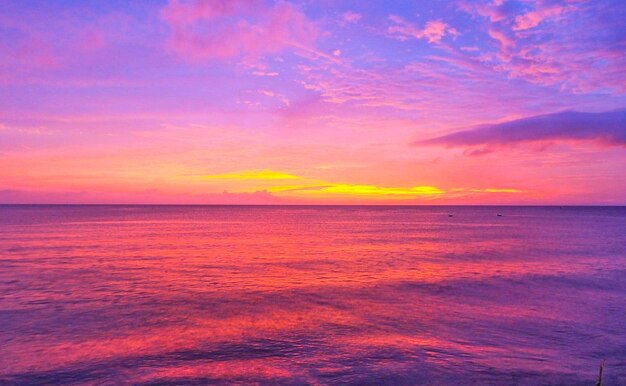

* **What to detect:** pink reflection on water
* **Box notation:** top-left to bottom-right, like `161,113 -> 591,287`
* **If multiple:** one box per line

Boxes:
1,206 -> 625,384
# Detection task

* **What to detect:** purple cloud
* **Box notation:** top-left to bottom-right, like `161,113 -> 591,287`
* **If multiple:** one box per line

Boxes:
414,109 -> 626,149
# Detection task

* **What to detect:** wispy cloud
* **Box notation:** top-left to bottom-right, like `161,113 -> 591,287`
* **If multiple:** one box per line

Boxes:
161,0 -> 318,61
270,183 -> 444,199
513,2 -> 569,31
199,170 -> 522,201
342,11 -> 362,24
200,169 -> 301,180
388,16 -> 458,43
458,0 -> 626,92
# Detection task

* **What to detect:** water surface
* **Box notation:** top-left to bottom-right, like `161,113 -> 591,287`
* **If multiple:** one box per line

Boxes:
1,205 -> 625,385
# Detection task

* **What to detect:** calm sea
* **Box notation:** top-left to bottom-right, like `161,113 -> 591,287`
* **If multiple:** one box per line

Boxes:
0,205 -> 624,385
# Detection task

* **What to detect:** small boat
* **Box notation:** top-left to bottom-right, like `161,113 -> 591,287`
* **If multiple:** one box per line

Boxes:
448,214 -> 454,217
497,213 -> 502,217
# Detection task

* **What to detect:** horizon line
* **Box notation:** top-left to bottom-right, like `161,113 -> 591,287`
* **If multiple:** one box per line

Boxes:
1,203 -> 624,207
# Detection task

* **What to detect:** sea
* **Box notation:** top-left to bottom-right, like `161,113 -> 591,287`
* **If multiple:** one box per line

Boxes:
0,205 -> 625,385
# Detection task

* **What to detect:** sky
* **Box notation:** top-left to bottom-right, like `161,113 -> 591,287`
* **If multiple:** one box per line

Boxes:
1,0 -> 625,204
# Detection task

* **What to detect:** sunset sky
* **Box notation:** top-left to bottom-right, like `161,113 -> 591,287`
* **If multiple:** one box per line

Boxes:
1,0 -> 625,204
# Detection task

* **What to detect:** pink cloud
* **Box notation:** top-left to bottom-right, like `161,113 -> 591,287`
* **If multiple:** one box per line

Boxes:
487,26 -> 515,52
513,4 -> 568,31
342,11 -> 362,24
161,0 -> 318,61
459,0 -> 625,93
252,71 -> 279,76
457,0 -> 515,23
388,17 -> 458,43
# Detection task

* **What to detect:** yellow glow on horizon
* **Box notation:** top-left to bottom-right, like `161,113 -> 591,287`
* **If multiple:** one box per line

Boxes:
198,170 -> 522,201
268,184 -> 331,192
270,183 -> 444,199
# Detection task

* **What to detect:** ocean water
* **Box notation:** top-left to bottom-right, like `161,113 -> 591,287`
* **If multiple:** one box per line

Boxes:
0,205 -> 624,385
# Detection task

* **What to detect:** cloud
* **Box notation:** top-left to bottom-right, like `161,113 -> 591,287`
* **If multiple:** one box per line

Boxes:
487,25 -> 515,51
198,170 -> 445,199
388,17 -> 458,43
414,109 -> 626,150
458,0 -> 626,92
161,0 -> 317,61
192,168 -> 447,201
513,3 -> 568,31
457,0 -> 518,23
342,11 -> 362,24
200,169 -> 301,180
252,71 -> 279,76
270,183 -> 444,199
196,170 -> 522,201
268,182 -> 523,201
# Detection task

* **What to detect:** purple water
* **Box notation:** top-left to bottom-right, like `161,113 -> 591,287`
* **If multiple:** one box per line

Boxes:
0,205 -> 625,385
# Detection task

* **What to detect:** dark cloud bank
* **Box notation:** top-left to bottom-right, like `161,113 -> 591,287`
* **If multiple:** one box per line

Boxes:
415,108 -> 626,150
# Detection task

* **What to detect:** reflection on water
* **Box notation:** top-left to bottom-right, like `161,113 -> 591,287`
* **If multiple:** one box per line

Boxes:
0,205 -> 625,385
